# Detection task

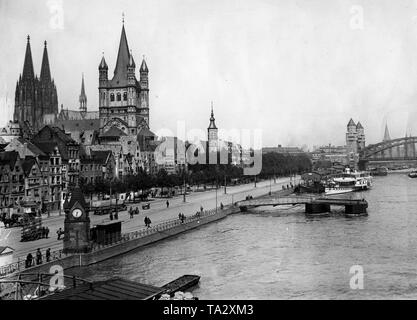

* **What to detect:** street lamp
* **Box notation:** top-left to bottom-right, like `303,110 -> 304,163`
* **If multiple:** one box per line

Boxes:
224,175 -> 227,194
269,176 -> 272,195
183,170 -> 186,203
215,177 -> 218,214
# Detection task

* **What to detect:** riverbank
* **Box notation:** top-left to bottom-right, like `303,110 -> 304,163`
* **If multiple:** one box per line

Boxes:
1,176 -> 298,265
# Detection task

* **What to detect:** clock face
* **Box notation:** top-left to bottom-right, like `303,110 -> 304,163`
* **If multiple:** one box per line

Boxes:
72,209 -> 83,218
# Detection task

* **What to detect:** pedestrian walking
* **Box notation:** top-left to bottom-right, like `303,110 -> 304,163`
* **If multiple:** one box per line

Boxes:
110,212 -> 113,221
45,227 -> 50,238
36,248 -> 42,265
46,248 -> 51,262
181,214 -> 185,223
178,213 -> 182,221
144,216 -> 148,227
166,200 -> 169,208
147,217 -> 152,228
57,228 -> 63,240
114,210 -> 118,220
220,202 -> 224,210
200,205 -> 203,213
25,253 -> 33,268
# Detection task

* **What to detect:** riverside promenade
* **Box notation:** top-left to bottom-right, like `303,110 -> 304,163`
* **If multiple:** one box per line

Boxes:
0,176 -> 298,274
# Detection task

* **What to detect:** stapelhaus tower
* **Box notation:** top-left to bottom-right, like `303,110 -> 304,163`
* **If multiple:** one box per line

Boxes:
98,21 -> 150,138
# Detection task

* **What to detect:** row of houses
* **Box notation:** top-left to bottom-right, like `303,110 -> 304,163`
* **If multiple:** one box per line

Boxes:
0,125 -> 115,215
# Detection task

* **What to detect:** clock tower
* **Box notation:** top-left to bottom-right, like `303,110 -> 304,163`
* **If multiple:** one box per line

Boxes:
63,185 -> 91,254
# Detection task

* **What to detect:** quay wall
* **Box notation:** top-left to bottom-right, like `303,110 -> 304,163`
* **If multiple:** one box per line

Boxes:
1,207 -> 236,283
81,208 -> 231,266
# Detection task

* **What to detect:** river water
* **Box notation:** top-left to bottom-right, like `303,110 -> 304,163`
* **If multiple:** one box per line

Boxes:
69,173 -> 417,299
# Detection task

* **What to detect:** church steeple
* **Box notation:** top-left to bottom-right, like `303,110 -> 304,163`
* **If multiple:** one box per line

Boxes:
383,122 -> 391,141
113,23 -> 130,81
208,103 -> 217,130
40,40 -> 51,82
22,35 -> 34,81
79,73 -> 87,112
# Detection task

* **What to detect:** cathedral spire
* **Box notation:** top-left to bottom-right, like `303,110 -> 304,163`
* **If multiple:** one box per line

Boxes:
22,35 -> 35,80
40,40 -> 51,82
383,122 -> 391,141
79,73 -> 87,112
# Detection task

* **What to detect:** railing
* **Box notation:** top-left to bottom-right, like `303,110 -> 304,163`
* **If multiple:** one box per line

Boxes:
1,208 -> 224,277
90,207 -> 220,252
0,249 -> 66,278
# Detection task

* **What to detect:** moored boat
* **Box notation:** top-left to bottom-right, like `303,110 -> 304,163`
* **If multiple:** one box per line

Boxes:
325,168 -> 372,195
370,167 -> 388,176
408,171 -> 417,178
161,275 -> 200,296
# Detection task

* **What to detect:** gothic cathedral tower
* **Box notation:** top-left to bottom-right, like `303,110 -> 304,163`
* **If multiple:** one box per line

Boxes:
14,36 -> 58,131
98,22 -> 150,138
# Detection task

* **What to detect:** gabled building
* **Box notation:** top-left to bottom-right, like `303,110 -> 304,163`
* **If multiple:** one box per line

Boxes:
32,126 -> 80,193
0,151 -> 48,214
79,150 -> 115,184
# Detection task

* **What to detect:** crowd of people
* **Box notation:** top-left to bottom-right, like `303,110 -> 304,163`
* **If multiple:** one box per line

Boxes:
25,247 -> 52,268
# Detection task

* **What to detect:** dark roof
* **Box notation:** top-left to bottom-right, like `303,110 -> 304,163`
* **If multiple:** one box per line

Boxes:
15,137 -> 46,156
33,141 -> 62,157
58,110 -> 99,121
137,127 -> 155,138
56,119 -> 100,132
21,157 -> 36,176
0,151 -> 19,168
101,126 -> 127,138
81,150 -> 112,165
41,278 -> 164,300
347,118 -> 356,127
356,121 -> 363,129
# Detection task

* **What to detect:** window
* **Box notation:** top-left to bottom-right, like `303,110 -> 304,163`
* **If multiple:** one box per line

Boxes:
117,93 -> 121,101
110,93 -> 115,102
123,92 -> 127,101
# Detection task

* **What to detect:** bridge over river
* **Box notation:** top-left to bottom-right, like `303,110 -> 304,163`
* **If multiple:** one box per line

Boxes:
237,195 -> 368,215
359,136 -> 417,168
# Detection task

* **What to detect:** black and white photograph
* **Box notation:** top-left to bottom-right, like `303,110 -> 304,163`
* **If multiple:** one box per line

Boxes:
0,0 -> 417,309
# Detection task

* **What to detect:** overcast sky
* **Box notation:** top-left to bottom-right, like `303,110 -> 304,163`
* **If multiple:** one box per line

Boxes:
1,0 -> 417,149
